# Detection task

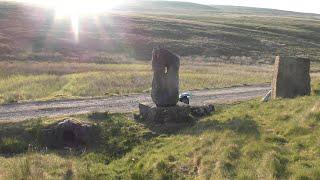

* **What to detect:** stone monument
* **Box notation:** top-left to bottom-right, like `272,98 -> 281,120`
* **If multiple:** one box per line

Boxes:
272,56 -> 311,99
137,48 -> 214,132
151,47 -> 180,107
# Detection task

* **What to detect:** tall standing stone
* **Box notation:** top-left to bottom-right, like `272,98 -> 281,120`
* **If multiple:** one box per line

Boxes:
272,56 -> 311,99
151,48 -> 180,107
137,48 -> 214,132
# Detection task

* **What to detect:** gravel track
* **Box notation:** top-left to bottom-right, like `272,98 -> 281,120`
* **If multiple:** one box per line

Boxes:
0,84 -> 271,121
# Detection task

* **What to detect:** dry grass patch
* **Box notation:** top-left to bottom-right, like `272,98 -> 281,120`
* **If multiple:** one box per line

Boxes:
0,61 -> 272,103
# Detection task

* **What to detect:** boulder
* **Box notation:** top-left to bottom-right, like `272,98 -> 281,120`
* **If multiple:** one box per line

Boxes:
272,56 -> 311,98
151,48 -> 180,107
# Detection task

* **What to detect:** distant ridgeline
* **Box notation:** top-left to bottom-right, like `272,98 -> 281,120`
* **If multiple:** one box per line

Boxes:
0,1 -> 319,63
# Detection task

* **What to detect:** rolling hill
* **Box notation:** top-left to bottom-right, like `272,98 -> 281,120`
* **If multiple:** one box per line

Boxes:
0,1 -> 320,63
118,1 -> 217,12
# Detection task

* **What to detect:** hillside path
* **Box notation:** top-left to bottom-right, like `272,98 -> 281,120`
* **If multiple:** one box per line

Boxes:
0,84 -> 270,121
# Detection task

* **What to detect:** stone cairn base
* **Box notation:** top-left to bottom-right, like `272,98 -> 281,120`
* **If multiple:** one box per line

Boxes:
137,102 -> 214,132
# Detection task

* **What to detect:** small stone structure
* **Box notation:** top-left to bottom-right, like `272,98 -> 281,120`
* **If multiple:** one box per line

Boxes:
272,56 -> 311,98
151,47 -> 180,107
139,102 -> 214,124
139,103 -> 193,124
42,119 -> 92,148
138,102 -> 214,132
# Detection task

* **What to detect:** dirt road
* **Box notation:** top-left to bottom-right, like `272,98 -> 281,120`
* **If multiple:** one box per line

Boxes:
0,84 -> 270,121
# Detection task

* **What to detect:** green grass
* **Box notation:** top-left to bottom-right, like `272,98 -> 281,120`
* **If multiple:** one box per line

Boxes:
0,2 -> 320,178
0,61 -> 273,103
0,113 -> 155,179
1,83 -> 320,179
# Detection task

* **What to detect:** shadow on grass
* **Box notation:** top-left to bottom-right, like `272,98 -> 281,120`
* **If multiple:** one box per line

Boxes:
0,119 -> 44,155
0,112 -> 156,162
87,111 -> 112,121
313,89 -> 320,96
0,118 -> 95,157
135,104 -> 231,134
180,115 -> 260,138
134,104 -> 259,137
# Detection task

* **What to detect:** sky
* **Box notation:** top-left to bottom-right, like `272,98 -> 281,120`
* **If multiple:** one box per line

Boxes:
177,0 -> 320,14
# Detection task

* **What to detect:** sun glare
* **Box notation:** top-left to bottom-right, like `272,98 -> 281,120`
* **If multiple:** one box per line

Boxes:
17,0 -> 126,42
71,15 -> 79,42
52,0 -> 125,42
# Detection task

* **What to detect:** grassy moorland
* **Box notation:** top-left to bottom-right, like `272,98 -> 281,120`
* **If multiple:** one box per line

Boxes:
0,1 -> 319,178
0,1 -> 319,103
0,60 -> 273,104
0,1 -> 319,62
1,60 -> 319,104
0,82 -> 319,179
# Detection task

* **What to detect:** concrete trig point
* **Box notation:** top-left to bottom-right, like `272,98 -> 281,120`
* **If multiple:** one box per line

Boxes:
272,56 -> 311,99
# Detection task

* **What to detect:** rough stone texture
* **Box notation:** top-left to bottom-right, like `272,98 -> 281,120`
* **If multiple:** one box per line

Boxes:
151,48 -> 180,107
138,102 -> 214,131
272,56 -> 311,99
42,119 -> 92,147
139,102 -> 192,124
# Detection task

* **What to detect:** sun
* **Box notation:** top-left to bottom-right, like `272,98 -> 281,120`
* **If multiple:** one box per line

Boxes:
17,0 -> 125,42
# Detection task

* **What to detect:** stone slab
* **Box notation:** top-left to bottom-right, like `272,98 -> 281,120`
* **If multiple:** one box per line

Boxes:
272,56 -> 310,98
